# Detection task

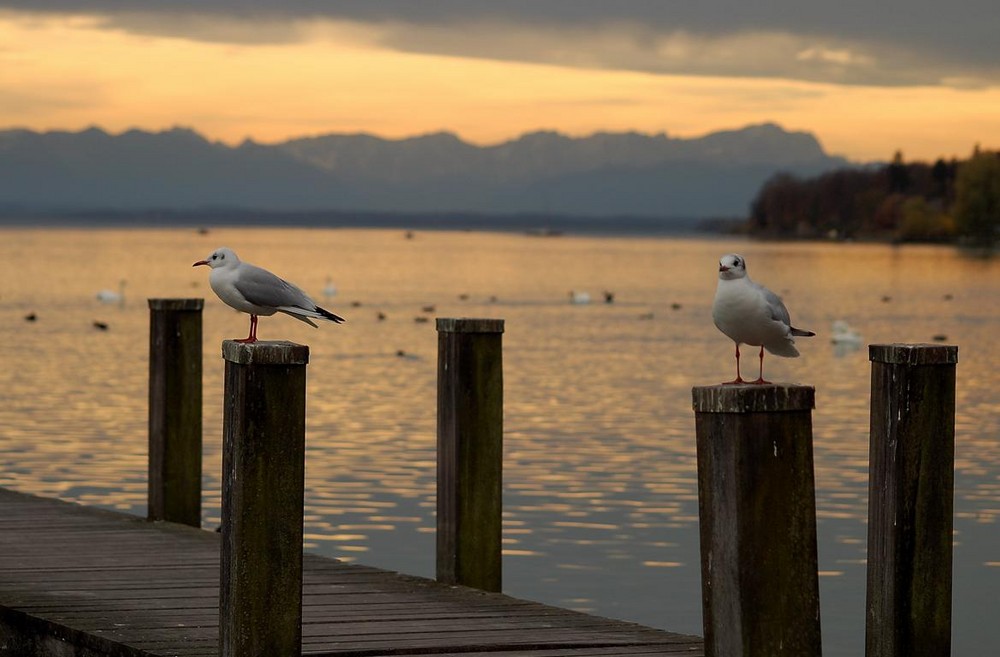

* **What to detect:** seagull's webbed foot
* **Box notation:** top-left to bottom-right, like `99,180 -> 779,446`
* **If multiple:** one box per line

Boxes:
234,314 -> 259,343
720,344 -> 745,384
750,377 -> 772,385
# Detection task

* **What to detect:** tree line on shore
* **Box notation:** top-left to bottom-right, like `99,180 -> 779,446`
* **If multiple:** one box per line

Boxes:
747,148 -> 1000,247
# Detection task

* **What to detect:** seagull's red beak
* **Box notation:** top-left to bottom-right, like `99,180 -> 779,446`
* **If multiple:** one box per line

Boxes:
193,260 -> 209,267
719,265 -> 729,272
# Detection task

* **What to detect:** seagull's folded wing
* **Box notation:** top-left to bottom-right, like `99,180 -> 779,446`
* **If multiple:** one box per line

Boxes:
234,264 -> 314,309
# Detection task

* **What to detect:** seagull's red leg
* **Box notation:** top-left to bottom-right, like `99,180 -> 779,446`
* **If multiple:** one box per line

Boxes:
752,345 -> 772,384
722,342 -> 745,384
235,314 -> 258,344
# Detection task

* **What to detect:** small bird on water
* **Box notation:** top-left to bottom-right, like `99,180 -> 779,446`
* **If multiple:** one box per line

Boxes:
193,247 -> 345,343
712,253 -> 814,384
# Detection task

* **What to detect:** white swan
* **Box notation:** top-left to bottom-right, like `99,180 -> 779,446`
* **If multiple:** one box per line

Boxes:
322,276 -> 338,298
831,320 -> 862,345
569,291 -> 591,305
96,280 -> 126,306
831,320 -> 863,356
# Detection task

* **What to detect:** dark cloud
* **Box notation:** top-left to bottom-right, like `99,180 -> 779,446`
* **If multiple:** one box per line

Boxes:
3,1 -> 998,86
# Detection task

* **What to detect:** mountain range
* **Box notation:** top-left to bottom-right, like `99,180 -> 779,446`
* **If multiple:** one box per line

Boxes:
0,123 -> 851,220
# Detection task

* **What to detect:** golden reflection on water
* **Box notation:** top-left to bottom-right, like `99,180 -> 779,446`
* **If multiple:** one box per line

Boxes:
1,227 -> 999,655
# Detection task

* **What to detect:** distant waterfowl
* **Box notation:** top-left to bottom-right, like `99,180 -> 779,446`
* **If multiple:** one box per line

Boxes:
458,293 -> 469,301
322,277 -> 338,298
92,321 -> 109,331
830,320 -> 863,346
712,253 -> 815,384
422,305 -> 436,313
569,291 -> 591,305
96,280 -> 126,306
414,316 -> 430,323
670,302 -> 682,311
24,313 -> 37,322
932,334 -> 949,342
603,291 -> 615,304
377,311 -> 387,321
192,247 -> 345,343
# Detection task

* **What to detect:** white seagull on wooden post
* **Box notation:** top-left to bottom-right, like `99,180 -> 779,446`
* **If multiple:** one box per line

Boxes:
711,253 -> 814,384
193,247 -> 345,343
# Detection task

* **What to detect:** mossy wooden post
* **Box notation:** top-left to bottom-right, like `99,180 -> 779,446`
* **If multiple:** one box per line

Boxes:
692,384 -> 821,657
436,318 -> 504,592
220,340 -> 308,657
148,298 -> 203,527
866,344 -> 958,657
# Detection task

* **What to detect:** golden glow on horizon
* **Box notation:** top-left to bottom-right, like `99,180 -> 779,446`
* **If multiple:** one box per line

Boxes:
1,13 -> 997,161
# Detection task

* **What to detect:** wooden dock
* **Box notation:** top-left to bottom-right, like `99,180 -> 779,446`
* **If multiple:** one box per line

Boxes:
0,487 -> 703,657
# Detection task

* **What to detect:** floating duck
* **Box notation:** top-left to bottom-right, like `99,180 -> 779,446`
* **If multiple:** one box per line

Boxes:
569,291 -> 591,305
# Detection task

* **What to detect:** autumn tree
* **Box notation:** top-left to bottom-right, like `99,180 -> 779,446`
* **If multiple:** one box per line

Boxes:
953,150 -> 1000,247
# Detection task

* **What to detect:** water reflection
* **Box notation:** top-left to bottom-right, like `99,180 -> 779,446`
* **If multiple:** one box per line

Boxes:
0,228 -> 998,656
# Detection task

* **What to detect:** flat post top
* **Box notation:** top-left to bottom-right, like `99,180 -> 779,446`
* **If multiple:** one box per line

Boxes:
692,384 -> 815,413
148,298 -> 204,311
222,340 -> 309,365
436,318 -> 505,334
869,343 -> 958,365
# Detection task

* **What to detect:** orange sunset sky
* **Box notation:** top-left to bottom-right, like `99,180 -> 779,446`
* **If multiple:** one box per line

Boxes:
1,3 -> 998,162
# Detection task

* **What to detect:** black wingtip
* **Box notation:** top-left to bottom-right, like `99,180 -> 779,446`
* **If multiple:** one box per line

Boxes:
317,306 -> 346,324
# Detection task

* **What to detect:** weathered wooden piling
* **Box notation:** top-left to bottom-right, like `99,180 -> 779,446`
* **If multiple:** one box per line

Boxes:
866,344 -> 958,657
220,340 -> 308,657
692,384 -> 821,657
147,298 -> 203,527
436,318 -> 504,592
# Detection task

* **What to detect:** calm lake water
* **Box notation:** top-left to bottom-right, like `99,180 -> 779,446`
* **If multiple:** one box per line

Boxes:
1,227 -> 998,655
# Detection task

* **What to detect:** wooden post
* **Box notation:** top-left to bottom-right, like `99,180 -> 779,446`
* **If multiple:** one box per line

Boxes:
866,344 -> 958,657
219,340 -> 308,657
436,318 -> 504,592
692,384 -> 821,657
147,298 -> 203,527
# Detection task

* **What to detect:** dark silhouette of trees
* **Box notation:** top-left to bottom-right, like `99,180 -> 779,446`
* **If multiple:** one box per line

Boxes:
953,151 -> 1000,248
747,148 -> 979,243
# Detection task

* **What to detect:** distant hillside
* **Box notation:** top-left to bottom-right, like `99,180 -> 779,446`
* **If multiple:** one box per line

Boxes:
0,123 -> 851,219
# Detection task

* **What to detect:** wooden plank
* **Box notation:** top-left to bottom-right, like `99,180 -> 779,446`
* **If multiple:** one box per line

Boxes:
0,487 -> 703,656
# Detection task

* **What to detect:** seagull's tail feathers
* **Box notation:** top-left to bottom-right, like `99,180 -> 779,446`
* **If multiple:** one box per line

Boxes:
278,305 -> 346,327
764,339 -> 801,358
790,326 -> 816,337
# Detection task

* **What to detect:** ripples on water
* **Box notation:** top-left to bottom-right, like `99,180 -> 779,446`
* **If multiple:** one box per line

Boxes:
1,227 -> 998,656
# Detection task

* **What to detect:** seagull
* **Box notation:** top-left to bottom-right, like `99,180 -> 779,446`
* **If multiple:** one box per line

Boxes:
193,247 -> 345,343
712,253 -> 814,384
569,291 -> 591,305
